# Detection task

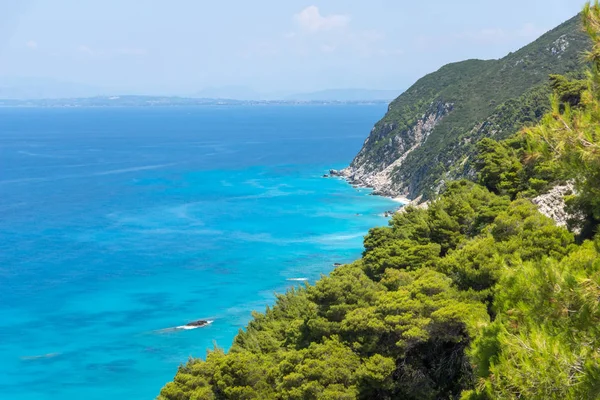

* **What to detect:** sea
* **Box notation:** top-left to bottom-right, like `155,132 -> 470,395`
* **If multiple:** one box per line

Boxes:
0,105 -> 399,399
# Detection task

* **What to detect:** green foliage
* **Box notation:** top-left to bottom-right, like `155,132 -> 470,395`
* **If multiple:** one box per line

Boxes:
475,2 -> 600,237
475,138 -> 524,197
159,178 -> 586,399
475,128 -> 568,199
363,239 -> 441,279
467,240 -> 600,399
549,73 -> 587,108
351,13 -> 590,199
159,178 -> 599,399
159,5 -> 600,400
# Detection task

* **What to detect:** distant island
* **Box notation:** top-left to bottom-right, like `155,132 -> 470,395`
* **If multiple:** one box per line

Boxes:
0,95 -> 395,108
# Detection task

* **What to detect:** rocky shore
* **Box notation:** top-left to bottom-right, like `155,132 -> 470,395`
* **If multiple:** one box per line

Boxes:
331,168 -> 573,226
329,168 -> 419,215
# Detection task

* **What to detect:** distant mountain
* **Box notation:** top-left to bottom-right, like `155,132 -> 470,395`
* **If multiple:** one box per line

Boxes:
192,87 -> 402,102
0,79 -> 400,103
286,89 -> 402,102
193,86 -> 263,101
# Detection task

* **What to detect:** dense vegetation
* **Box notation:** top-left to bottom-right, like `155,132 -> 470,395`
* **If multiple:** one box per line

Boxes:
349,12 -> 590,200
159,4 -> 600,399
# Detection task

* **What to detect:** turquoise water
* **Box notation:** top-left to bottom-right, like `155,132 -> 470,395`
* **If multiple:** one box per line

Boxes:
0,105 -> 398,399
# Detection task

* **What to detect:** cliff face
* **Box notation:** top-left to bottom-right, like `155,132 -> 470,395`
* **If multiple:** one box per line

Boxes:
338,101 -> 452,197
342,14 -> 589,200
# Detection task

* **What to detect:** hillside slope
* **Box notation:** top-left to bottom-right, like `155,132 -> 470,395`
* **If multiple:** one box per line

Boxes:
158,5 -> 600,399
337,14 -> 589,199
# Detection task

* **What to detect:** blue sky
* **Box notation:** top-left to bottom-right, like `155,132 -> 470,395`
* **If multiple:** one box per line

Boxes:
0,0 -> 585,95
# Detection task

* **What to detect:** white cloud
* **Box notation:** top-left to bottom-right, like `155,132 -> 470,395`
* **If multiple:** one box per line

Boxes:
294,6 -> 350,33
243,7 -> 399,61
25,40 -> 37,49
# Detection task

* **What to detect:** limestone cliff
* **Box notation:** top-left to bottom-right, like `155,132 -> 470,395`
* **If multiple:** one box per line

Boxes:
335,101 -> 452,197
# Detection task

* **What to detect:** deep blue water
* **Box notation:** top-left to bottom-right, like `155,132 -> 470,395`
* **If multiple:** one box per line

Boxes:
0,105 -> 398,399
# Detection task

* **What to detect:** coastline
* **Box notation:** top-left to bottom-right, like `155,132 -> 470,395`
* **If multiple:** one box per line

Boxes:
390,195 -> 410,204
2,104 -> 399,400
326,168 -> 412,213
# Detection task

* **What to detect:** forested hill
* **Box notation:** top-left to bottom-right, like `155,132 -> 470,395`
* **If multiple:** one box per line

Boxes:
338,13 -> 590,200
159,4 -> 600,399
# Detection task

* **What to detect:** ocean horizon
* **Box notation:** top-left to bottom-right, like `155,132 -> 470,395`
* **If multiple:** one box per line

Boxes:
0,105 -> 399,399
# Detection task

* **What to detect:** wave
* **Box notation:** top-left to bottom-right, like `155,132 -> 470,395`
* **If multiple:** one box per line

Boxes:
168,203 -> 206,223
4,161 -> 130,173
21,352 -> 61,361
131,228 -> 222,236
311,232 -> 366,243
174,321 -> 213,330
92,163 -> 178,176
287,278 -> 308,282
232,188 -> 314,201
390,196 -> 410,204
18,151 -> 68,159
234,189 -> 290,200
230,231 -> 365,246
0,163 -> 178,185
0,177 -> 48,185
155,320 -> 214,333
244,179 -> 265,188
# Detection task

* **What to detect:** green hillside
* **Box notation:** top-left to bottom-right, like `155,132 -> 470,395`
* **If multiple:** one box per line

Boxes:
158,5 -> 600,400
343,13 -> 590,199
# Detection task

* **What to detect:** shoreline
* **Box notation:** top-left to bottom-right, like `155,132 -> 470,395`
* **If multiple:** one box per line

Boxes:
325,168 -> 412,212
390,196 -> 410,204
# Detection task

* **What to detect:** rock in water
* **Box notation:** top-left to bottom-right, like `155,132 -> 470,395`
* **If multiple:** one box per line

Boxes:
329,169 -> 347,177
185,320 -> 210,328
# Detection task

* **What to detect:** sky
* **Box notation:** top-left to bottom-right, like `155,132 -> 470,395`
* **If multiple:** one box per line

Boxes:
0,0 -> 586,96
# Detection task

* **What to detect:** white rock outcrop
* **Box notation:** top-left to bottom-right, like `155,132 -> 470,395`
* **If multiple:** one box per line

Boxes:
531,183 -> 575,227
335,101 -> 453,198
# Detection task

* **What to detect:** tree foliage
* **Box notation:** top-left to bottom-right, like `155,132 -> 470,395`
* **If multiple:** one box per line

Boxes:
159,177 -> 594,399
351,11 -> 590,200
159,4 -> 600,399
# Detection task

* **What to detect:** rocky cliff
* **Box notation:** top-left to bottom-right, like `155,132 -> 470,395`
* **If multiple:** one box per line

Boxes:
532,183 -> 575,228
340,14 -> 589,200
